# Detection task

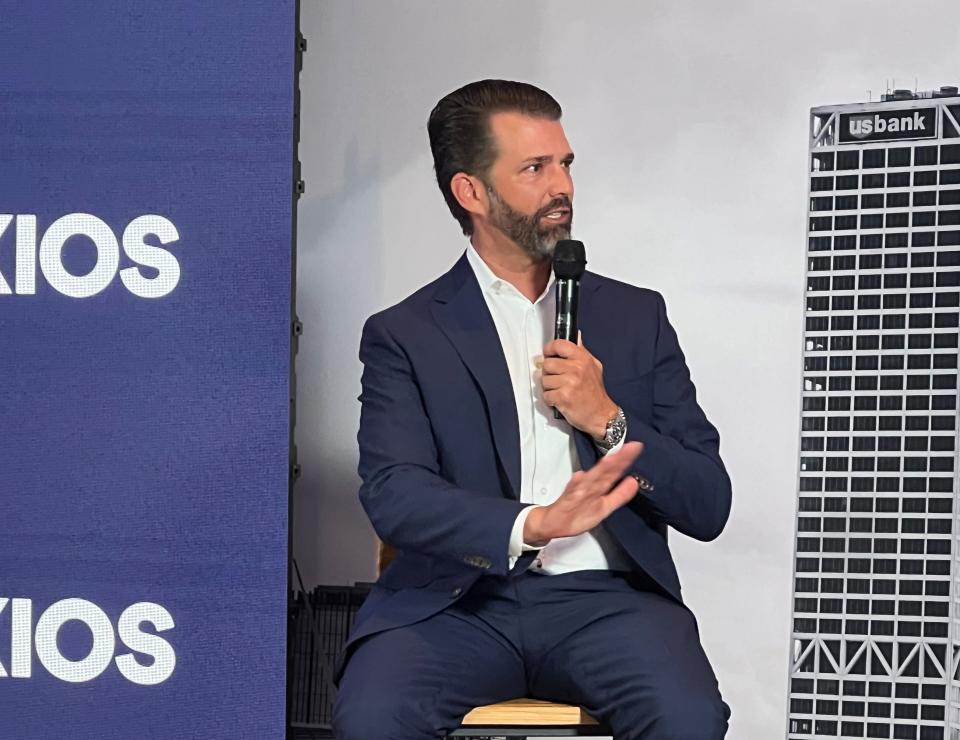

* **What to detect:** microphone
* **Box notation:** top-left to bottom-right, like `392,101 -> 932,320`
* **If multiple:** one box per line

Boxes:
552,239 -> 587,419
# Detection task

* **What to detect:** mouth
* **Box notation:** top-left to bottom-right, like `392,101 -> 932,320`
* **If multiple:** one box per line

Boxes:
540,208 -> 571,224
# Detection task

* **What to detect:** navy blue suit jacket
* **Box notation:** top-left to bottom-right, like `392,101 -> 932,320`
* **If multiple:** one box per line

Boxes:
335,252 -> 731,682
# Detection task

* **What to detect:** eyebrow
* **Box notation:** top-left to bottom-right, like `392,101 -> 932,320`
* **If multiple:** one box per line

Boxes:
521,153 -> 576,166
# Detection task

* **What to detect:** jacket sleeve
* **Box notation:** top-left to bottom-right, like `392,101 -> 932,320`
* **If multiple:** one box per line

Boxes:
620,291 -> 732,541
356,313 -> 531,576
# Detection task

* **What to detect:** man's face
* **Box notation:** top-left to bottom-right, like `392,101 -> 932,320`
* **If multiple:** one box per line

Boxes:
481,111 -> 574,259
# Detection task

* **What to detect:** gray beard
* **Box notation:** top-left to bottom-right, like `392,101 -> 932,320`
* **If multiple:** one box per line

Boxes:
485,186 -> 572,260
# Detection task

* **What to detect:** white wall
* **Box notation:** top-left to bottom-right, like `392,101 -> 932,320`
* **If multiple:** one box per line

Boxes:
295,2 -> 960,737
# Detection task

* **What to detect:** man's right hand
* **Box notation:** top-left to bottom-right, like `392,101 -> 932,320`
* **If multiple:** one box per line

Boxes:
523,441 -> 644,546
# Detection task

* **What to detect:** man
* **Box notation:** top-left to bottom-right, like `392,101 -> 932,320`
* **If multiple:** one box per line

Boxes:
333,80 -> 732,739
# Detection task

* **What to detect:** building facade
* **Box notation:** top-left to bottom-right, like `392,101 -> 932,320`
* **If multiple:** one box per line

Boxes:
788,87 -> 960,740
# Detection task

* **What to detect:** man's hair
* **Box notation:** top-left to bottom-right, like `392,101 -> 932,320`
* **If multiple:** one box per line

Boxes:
427,80 -> 562,235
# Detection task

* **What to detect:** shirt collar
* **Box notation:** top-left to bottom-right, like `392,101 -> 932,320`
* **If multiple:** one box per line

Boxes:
465,243 -> 555,302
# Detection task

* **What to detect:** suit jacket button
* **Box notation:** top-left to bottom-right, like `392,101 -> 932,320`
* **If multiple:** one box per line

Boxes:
451,587 -> 463,598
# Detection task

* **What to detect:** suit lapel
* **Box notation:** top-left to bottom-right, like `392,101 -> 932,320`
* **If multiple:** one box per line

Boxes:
571,271 -> 603,472
430,257 -> 607,489
430,254 -> 521,498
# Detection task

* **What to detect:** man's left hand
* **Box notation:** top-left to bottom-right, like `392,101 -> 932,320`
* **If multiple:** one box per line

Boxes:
541,337 -> 618,440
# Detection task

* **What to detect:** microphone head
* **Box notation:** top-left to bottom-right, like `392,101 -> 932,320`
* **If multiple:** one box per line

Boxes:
553,239 -> 587,280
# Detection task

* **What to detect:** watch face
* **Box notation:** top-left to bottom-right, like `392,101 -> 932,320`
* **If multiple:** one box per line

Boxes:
606,408 -> 626,445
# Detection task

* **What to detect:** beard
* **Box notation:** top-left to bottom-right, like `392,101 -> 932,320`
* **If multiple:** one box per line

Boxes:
484,185 -> 572,260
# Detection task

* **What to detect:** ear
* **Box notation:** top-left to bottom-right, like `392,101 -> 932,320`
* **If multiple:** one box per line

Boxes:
450,172 -> 487,222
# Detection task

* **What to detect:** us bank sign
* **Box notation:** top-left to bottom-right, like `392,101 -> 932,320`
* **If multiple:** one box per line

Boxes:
839,107 -> 937,144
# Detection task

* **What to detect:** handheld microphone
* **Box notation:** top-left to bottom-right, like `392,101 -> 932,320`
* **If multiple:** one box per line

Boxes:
552,239 -> 587,419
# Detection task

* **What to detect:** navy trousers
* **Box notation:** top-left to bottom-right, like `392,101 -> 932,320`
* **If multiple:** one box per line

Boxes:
333,569 -> 730,739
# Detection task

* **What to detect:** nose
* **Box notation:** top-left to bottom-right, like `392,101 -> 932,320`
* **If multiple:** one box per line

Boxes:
548,162 -> 573,201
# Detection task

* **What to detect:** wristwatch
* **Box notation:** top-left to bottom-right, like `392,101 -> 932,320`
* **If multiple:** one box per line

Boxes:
595,406 -> 627,452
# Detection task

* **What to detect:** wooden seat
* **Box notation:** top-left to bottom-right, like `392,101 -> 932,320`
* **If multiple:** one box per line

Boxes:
376,542 -> 608,737
463,697 -> 599,725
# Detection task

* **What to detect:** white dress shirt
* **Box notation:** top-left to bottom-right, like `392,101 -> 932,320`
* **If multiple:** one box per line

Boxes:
465,244 -> 632,574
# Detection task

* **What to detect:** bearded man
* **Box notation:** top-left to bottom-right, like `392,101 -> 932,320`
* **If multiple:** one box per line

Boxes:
332,79 -> 732,740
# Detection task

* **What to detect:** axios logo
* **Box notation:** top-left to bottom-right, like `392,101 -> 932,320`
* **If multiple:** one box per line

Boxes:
0,597 -> 176,685
0,213 -> 181,298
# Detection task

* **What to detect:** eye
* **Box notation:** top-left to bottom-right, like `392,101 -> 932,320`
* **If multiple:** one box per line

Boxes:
525,163 -> 542,173
562,158 -> 574,169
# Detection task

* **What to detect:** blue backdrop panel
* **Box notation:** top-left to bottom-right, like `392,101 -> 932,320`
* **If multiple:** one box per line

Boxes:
0,2 -> 294,738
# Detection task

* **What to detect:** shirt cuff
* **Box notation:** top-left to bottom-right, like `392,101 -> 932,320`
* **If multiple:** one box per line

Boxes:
508,505 -> 546,569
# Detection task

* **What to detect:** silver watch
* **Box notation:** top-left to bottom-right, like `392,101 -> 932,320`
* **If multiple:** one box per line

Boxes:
596,406 -> 627,452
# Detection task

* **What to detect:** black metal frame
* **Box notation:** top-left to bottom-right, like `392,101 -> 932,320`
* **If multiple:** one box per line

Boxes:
286,0 -> 304,737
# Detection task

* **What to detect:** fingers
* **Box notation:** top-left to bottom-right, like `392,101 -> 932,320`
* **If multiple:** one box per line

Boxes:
601,474 -> 640,515
560,442 -> 642,500
540,357 -> 566,376
581,441 -> 644,491
543,339 -> 578,359
541,373 -> 565,391
596,440 -> 644,472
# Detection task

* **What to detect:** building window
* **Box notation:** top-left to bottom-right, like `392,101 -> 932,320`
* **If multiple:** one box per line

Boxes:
915,145 -> 937,165
913,231 -> 935,247
887,147 -> 910,167
833,295 -> 855,310
811,176 -> 834,191
835,195 -> 858,210
940,189 -> 960,205
863,149 -> 886,168
885,212 -> 909,228
939,209 -> 960,226
837,150 -> 859,169
812,152 -> 835,172
938,230 -> 960,246
888,172 -> 910,187
941,143 -> 960,165
887,192 -> 909,208
810,215 -> 832,231
837,174 -> 859,190
885,233 -> 908,249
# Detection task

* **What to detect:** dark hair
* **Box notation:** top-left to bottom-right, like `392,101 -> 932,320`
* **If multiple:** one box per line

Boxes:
427,80 -> 562,235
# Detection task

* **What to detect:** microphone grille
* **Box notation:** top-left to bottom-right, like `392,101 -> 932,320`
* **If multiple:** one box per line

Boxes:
553,239 -> 587,279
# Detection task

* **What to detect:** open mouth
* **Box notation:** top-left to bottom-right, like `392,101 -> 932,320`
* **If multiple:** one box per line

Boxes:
541,208 -> 571,223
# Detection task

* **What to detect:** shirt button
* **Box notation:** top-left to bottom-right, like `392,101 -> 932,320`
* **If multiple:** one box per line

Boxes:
540,487 -> 547,495
451,587 -> 462,598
